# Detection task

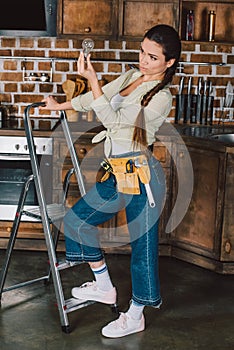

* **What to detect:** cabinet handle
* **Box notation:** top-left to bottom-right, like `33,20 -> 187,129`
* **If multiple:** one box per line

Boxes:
84,27 -> 91,33
179,151 -> 184,158
224,240 -> 232,254
79,148 -> 87,155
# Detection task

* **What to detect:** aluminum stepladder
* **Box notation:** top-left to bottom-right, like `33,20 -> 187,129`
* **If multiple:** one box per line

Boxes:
0,102 -> 118,333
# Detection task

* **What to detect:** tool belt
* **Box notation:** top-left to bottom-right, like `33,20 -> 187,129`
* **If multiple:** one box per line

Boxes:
100,154 -> 151,195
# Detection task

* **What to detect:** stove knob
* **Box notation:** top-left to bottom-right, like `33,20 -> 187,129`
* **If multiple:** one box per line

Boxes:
15,144 -> 20,150
24,145 -> 28,151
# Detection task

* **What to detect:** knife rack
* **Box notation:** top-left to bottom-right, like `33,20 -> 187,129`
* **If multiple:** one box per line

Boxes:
175,94 -> 214,125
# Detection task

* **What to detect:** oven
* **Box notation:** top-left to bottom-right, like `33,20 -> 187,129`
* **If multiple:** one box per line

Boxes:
0,136 -> 53,221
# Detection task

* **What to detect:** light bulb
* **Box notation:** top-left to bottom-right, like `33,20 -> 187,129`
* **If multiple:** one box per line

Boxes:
82,38 -> 94,58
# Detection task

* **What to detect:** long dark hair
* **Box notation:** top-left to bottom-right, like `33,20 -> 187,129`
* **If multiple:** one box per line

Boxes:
132,24 -> 181,148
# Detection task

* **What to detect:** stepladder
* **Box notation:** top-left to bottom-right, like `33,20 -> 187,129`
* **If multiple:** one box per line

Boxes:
0,102 -> 118,333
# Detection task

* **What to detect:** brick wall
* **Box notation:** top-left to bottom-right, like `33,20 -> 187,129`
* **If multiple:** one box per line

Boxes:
0,36 -> 233,129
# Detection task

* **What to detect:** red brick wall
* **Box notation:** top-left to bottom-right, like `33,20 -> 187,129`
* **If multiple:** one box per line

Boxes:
0,37 -> 233,129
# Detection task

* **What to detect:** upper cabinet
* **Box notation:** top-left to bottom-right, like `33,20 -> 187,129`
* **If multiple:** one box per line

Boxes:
58,0 -> 118,39
118,0 -> 179,40
58,0 -> 234,44
181,0 -> 234,43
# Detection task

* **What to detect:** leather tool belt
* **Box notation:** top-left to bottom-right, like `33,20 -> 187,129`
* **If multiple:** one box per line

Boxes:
100,154 -> 151,195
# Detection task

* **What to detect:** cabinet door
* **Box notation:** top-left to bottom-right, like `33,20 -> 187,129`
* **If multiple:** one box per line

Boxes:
172,145 -> 226,260
220,153 -> 234,262
119,0 -> 180,40
58,0 -> 118,39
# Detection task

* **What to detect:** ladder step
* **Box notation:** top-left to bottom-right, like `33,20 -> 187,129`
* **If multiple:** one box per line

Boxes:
23,203 -> 66,222
2,275 -> 49,293
65,297 -> 95,313
57,260 -> 82,271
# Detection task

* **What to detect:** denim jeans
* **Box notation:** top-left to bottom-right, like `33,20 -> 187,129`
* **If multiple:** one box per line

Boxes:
64,153 -> 166,307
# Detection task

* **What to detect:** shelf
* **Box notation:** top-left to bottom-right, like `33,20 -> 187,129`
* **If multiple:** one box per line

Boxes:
181,1 -> 234,43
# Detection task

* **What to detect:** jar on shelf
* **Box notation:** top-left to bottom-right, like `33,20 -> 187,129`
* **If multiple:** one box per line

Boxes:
208,10 -> 216,42
186,10 -> 194,41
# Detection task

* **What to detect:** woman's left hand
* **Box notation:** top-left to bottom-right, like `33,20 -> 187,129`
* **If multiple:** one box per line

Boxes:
77,51 -> 97,83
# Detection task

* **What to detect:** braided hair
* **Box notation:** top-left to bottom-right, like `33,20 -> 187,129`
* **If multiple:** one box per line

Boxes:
132,24 -> 181,148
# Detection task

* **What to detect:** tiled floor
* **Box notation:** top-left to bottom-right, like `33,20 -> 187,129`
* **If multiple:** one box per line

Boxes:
0,251 -> 234,350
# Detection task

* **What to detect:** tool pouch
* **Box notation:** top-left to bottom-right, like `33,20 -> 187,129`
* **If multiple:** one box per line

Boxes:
98,155 -> 151,195
114,172 -> 140,194
109,157 -> 140,194
99,157 -> 141,194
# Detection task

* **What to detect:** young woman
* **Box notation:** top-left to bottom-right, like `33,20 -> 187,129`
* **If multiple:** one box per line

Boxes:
41,24 -> 181,338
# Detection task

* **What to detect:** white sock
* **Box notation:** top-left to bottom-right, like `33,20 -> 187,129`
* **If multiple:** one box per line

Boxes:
91,263 -> 114,292
127,300 -> 145,320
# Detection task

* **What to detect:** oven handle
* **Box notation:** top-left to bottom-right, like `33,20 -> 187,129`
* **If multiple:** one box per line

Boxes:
0,155 -> 31,161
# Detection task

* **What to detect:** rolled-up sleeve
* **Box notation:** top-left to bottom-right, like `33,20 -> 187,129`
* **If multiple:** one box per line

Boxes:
71,90 -> 94,112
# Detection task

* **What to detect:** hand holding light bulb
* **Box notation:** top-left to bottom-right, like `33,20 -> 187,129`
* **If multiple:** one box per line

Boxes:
78,38 -> 97,84
82,38 -> 95,58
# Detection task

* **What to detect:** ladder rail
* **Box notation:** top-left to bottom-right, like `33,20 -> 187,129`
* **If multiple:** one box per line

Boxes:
59,110 -> 86,197
0,174 -> 34,298
1,104 -> 118,332
24,103 -> 70,328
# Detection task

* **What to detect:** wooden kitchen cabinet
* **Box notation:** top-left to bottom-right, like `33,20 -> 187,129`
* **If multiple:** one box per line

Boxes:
180,0 -> 234,43
118,0 -> 179,40
171,139 -> 234,274
58,0 -> 234,44
58,0 -> 179,40
58,0 -> 118,39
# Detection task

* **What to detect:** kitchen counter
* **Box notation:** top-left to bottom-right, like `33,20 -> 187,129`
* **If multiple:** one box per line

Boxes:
1,121 -> 233,145
155,123 -> 234,154
0,128 -> 52,137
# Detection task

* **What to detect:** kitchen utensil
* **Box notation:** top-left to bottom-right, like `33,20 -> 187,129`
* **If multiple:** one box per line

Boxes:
175,76 -> 185,123
206,80 -> 214,125
74,78 -> 86,97
62,80 -> 76,101
184,76 -> 192,123
225,81 -> 233,108
200,80 -> 208,124
204,80 -> 210,123
62,80 -> 78,121
195,77 -> 202,123
224,81 -> 233,121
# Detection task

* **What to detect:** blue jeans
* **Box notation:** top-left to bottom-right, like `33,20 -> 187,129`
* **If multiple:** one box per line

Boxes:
64,153 -> 166,307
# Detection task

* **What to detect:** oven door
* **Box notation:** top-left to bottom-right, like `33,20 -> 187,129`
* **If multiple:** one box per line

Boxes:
0,154 -> 52,221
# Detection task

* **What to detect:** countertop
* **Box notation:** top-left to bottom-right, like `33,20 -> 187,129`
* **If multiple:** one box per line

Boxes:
0,122 -> 233,151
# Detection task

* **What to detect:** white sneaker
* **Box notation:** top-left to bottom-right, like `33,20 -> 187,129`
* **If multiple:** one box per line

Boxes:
71,281 -> 117,305
101,312 -> 145,338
